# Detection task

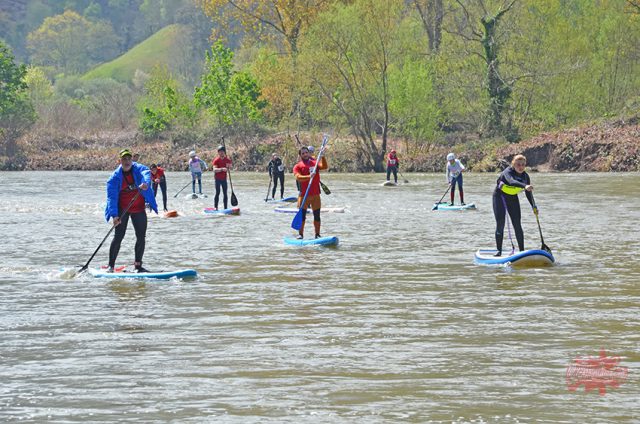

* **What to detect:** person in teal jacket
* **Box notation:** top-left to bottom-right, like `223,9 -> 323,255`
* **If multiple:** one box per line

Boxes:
104,149 -> 158,272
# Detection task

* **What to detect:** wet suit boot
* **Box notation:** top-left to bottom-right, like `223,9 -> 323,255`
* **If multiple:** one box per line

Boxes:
460,190 -> 465,206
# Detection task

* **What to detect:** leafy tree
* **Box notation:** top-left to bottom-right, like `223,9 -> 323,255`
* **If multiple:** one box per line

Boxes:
26,10 -> 121,75
299,0 -> 409,171
193,41 -> 266,134
139,65 -> 196,137
24,66 -> 54,105
0,42 -> 35,158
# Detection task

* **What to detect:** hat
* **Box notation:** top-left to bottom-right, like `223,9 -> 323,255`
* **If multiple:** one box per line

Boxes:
447,153 -> 456,161
217,145 -> 226,152
390,149 -> 396,154
189,151 -> 196,158
119,149 -> 132,158
307,145 -> 315,153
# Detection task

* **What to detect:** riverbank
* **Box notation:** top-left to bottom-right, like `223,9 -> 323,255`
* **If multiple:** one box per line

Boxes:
6,115 -> 640,172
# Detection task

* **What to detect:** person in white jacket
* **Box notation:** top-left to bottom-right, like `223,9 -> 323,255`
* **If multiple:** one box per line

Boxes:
188,150 -> 208,194
445,152 -> 466,206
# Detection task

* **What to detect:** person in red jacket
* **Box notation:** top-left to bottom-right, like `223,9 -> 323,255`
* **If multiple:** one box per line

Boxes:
293,145 -> 328,239
212,145 -> 232,210
386,149 -> 399,184
150,164 -> 168,212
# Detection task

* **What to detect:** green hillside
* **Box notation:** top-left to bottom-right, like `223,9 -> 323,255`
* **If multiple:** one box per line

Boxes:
82,24 -> 188,83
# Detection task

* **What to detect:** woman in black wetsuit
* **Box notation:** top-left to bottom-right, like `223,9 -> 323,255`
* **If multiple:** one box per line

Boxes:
493,154 -> 536,256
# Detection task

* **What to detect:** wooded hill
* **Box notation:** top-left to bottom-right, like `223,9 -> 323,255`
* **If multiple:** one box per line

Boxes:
2,0 -> 640,172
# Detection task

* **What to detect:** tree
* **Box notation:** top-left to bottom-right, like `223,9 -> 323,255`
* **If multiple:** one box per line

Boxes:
300,0 -> 409,171
193,41 -> 266,135
26,10 -> 120,75
1,41 -> 35,159
413,0 -> 445,54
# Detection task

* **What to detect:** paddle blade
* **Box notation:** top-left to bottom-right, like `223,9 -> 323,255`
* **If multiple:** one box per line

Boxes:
431,204 -> 439,210
291,209 -> 304,230
231,192 -> 238,206
320,181 -> 331,195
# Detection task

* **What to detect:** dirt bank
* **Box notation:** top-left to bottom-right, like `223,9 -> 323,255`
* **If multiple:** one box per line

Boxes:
8,116 -> 640,172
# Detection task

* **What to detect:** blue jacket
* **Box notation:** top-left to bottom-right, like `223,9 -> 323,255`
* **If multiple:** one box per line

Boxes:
105,163 -> 158,222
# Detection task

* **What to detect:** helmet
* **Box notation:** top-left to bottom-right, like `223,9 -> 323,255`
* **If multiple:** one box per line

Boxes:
390,149 -> 396,154
447,153 -> 456,161
189,151 -> 196,158
217,145 -> 226,152
307,145 -> 315,153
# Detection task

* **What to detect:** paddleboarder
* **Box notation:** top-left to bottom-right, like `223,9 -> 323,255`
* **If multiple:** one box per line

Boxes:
105,149 -> 157,273
446,153 -> 466,205
493,154 -> 535,256
386,150 -> 400,184
267,152 -> 286,199
150,163 -> 168,212
188,151 -> 207,195
212,145 -> 233,210
293,145 -> 328,239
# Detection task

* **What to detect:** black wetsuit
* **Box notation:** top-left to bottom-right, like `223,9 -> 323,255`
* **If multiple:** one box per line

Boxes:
492,166 -> 534,253
267,158 -> 285,199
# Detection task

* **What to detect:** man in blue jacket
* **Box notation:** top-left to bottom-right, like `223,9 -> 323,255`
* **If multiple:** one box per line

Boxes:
105,149 -> 158,272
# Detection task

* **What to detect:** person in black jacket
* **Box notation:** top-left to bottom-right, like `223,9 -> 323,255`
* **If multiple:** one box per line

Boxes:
493,154 -> 535,256
267,153 -> 286,199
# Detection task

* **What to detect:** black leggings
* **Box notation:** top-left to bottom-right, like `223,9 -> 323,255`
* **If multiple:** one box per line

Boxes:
386,166 -> 398,183
493,189 -> 524,252
109,211 -> 147,267
272,173 -> 285,198
153,180 -> 167,210
215,179 -> 228,209
301,208 -> 321,222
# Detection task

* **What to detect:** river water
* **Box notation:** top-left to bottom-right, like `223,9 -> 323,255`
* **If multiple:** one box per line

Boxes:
0,171 -> 638,423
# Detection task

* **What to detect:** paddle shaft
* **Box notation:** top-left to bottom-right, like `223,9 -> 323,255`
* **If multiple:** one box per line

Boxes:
436,183 -> 452,205
292,135 -> 329,230
173,180 -> 192,198
530,193 -> 551,253
221,136 -> 238,206
265,176 -> 272,201
399,170 -> 409,183
79,190 -> 142,273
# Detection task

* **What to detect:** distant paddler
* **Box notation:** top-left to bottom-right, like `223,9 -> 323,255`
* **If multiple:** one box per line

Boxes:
267,152 -> 286,200
188,150 -> 207,195
492,154 -> 535,257
446,152 -> 466,206
150,163 -> 168,212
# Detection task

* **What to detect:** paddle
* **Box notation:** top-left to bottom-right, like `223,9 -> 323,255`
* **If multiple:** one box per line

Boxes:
77,190 -> 142,276
221,136 -> 238,206
265,177 -> 272,202
295,134 -> 331,196
291,134 -> 329,231
431,183 -> 452,210
531,194 -> 552,254
173,180 -> 192,198
399,170 -> 409,184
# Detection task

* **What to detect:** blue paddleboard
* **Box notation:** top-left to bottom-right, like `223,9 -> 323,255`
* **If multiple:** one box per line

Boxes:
284,236 -> 339,246
204,207 -> 240,215
432,202 -> 476,211
266,196 -> 297,203
89,268 -> 198,280
474,249 -> 555,267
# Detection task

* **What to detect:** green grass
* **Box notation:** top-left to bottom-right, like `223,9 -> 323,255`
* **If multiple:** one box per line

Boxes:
82,24 -> 187,83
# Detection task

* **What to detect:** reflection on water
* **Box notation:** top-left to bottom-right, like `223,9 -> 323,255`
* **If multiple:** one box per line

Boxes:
0,171 -> 638,422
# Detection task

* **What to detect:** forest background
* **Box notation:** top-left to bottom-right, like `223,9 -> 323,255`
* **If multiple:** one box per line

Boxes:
1,0 -> 639,173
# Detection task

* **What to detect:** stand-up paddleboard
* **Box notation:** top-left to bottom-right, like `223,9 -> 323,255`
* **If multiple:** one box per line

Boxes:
89,268 -> 197,280
382,181 -> 398,187
432,202 -> 477,211
474,249 -> 555,267
275,207 -> 345,214
266,196 -> 297,203
204,207 -> 240,215
284,235 -> 339,246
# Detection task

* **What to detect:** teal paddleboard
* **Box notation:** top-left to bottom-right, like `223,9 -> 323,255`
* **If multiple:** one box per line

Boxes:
284,235 -> 339,246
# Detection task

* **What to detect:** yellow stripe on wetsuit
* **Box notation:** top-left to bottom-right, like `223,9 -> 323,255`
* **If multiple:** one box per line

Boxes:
500,183 -> 524,195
